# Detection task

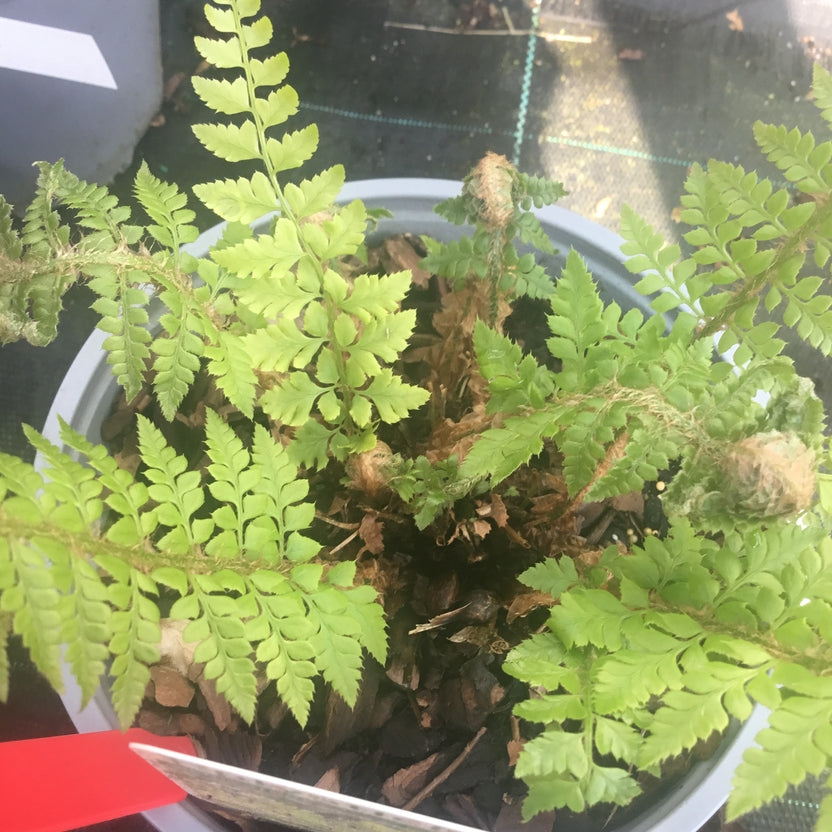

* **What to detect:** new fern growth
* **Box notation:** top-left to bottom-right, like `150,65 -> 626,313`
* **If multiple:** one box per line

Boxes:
2,0 -> 832,828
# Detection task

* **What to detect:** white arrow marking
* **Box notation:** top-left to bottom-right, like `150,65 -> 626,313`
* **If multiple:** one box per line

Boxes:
0,16 -> 117,89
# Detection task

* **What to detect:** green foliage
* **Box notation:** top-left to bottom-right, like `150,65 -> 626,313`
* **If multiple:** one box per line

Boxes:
0,414 -> 385,727
3,0 -> 832,827
423,152 -> 565,325
387,454 -> 482,529
621,65 -> 832,364
506,519 -> 832,821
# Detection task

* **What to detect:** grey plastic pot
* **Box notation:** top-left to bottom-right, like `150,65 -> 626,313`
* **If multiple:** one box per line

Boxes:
0,0 -> 162,207
40,179 -> 768,832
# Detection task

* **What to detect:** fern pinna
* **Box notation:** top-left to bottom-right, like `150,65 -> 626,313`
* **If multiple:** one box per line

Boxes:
0,411 -> 385,728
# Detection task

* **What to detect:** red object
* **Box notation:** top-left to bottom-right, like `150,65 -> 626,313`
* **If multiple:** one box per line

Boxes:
0,728 -> 197,832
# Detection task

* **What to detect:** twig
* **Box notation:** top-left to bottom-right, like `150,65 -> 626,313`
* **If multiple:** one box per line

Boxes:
328,527 -> 360,555
384,21 -> 593,44
500,4 -> 516,34
402,726 -> 488,811
314,511 -> 360,530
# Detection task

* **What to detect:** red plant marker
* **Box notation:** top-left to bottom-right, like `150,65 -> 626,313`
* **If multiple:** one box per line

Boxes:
0,728 -> 197,832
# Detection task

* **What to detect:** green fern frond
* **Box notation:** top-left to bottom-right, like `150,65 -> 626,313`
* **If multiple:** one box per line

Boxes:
137,415 -> 209,552
753,122 -> 832,194
176,571 -> 258,723
458,409 -> 560,485
103,563 -> 161,727
89,270 -> 152,401
473,319 -> 555,413
547,250 -> 621,392
246,570 -> 318,725
134,162 -> 199,252
150,291 -> 206,420
0,614 -> 10,703
728,678 -> 832,819
812,64 -> 832,125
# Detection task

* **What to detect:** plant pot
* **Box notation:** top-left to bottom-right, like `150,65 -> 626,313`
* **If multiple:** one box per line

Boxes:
0,0 -> 162,207
39,179 -> 769,832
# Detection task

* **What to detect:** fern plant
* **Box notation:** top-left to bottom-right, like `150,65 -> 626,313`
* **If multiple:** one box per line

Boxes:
2,0 -> 832,829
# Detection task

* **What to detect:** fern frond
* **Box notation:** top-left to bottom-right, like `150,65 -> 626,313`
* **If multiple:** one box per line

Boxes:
211,218 -> 303,279
175,571 -> 258,723
753,122 -> 832,194
249,422 -> 320,563
45,160 -> 134,238
0,614 -> 10,702
283,165 -> 345,219
193,172 -> 279,224
245,570 -> 317,725
420,234 -> 488,286
150,291 -> 205,420
103,562 -> 161,727
136,415 -> 209,552
813,64 -> 832,125
0,195 -> 21,257
89,268 -> 152,401
547,250 -> 622,392
204,331 -> 258,419
134,162 -> 198,251
514,171 -> 567,210
266,125 -> 318,173
58,557 -> 113,705
473,319 -> 555,413
361,369 -> 430,424
728,678 -> 832,819
305,580 -> 364,707
458,409 -> 560,485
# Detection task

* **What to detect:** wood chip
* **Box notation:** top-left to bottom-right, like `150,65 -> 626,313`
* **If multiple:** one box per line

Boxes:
150,665 -> 195,708
379,236 -> 432,289
314,767 -> 341,793
382,751 -> 444,806
611,490 -> 644,514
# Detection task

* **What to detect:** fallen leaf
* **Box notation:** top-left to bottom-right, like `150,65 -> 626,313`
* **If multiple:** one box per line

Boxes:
618,48 -> 644,61
726,9 -> 744,31
495,799 -> 555,832
358,512 -> 385,554
443,793 -> 490,829
196,675 -> 233,731
671,205 -> 684,223
381,751 -> 444,806
138,705 -> 183,736
593,195 -> 613,219
505,590 -> 554,624
409,603 -> 471,634
475,493 -> 509,527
